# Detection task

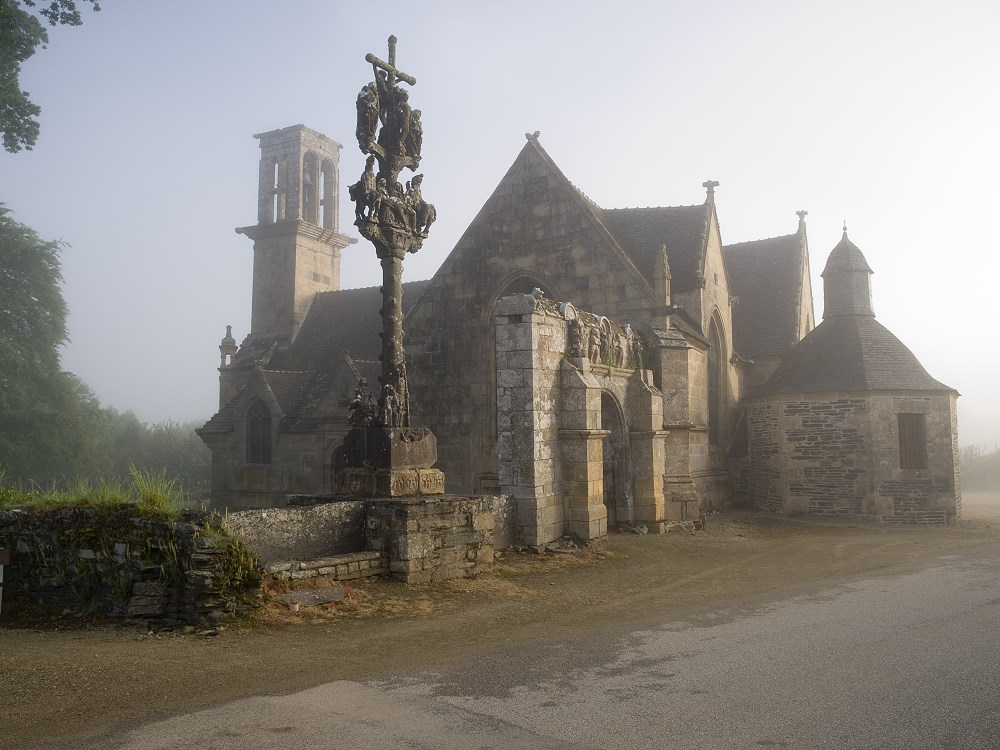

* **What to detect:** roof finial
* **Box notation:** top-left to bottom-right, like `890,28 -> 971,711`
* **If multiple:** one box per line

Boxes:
842,220 -> 848,237
525,130 -> 541,141
702,180 -> 719,203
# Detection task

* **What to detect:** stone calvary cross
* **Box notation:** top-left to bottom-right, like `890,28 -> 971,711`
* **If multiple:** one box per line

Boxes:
337,35 -> 445,498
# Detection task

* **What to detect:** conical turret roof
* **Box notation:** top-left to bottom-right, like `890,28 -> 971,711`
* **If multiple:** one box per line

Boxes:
757,233 -> 953,396
822,230 -> 872,276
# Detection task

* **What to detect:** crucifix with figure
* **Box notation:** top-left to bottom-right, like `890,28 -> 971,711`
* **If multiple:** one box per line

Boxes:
337,35 -> 443,498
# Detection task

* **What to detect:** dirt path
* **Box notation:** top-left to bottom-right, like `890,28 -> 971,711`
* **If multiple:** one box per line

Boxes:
3,492 -> 999,750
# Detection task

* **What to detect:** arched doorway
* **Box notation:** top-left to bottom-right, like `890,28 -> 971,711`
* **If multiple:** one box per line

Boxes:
601,392 -> 626,531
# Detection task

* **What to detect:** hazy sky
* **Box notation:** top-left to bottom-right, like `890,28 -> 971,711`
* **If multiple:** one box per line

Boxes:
2,0 -> 998,447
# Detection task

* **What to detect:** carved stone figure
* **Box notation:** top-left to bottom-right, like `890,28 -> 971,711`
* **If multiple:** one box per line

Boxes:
568,318 -> 586,358
632,334 -> 644,370
600,327 -> 611,363
588,327 -> 602,364
612,333 -> 626,367
355,83 -> 379,152
348,378 -> 377,427
405,174 -> 436,236
349,155 -> 377,221
372,176 -> 388,223
382,180 -> 416,230
405,109 -> 423,164
380,88 -> 411,156
381,383 -> 401,428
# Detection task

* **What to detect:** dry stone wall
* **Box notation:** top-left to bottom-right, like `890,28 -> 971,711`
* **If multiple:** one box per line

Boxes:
0,507 -> 262,623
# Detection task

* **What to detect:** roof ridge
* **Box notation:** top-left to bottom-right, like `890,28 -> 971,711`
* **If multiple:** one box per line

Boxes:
571,183 -> 602,211
603,203 -> 704,212
724,232 -> 798,249
315,279 -> 432,295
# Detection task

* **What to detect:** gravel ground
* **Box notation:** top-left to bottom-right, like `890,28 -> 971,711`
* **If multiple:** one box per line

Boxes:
2,493 -> 998,750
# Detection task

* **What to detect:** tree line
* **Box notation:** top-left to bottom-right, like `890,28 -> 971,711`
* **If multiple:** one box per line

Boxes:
0,205 -> 209,494
959,445 -> 1000,493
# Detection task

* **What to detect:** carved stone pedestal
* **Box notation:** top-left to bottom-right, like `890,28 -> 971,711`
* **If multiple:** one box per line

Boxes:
336,467 -> 445,497
335,425 -> 444,497
341,425 -> 437,469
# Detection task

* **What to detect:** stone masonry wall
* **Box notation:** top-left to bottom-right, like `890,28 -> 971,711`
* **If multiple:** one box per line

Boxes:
747,401 -> 782,512
365,496 -> 496,584
748,390 -> 960,523
871,392 -> 960,523
0,507 -> 262,623
783,397 -> 869,516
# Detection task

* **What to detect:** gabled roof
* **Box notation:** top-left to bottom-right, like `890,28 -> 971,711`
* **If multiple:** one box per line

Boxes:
756,315 -> 952,395
601,204 -> 710,294
205,280 -> 431,431
724,232 -> 806,359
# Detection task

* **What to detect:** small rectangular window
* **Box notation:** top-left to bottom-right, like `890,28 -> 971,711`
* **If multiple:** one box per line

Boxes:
898,413 -> 927,469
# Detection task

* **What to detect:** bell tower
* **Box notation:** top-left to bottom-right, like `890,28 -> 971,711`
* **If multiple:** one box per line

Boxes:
237,124 -> 355,336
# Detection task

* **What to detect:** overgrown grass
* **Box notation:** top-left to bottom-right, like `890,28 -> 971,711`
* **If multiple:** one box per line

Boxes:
0,466 -> 189,519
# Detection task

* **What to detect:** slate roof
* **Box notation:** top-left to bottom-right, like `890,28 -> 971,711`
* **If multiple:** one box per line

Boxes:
723,232 -> 806,359
823,232 -> 872,276
268,279 -> 431,370
204,280 -> 431,430
756,315 -> 952,395
600,204 -> 710,294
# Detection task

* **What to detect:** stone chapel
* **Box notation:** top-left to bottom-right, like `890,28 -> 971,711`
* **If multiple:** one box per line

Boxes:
198,124 -> 960,537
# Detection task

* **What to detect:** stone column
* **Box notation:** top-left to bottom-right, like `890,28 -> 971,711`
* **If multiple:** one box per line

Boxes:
559,429 -> 609,539
626,370 -> 668,528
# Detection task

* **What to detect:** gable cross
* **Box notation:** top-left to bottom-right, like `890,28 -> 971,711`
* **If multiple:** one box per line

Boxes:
703,180 -> 720,200
366,35 -> 416,87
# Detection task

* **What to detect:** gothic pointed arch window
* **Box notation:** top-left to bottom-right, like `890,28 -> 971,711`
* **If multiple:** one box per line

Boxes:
708,316 -> 724,446
246,399 -> 272,464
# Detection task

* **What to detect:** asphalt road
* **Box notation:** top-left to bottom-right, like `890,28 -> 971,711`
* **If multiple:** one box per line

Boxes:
95,541 -> 1000,750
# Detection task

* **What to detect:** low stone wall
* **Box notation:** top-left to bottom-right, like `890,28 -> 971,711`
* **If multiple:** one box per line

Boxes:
366,496 -> 495,583
264,551 -> 386,581
226,497 -> 365,563
0,507 -> 262,624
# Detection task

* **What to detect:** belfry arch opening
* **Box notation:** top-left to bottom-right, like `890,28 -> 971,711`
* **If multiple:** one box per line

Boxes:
320,159 -> 336,229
